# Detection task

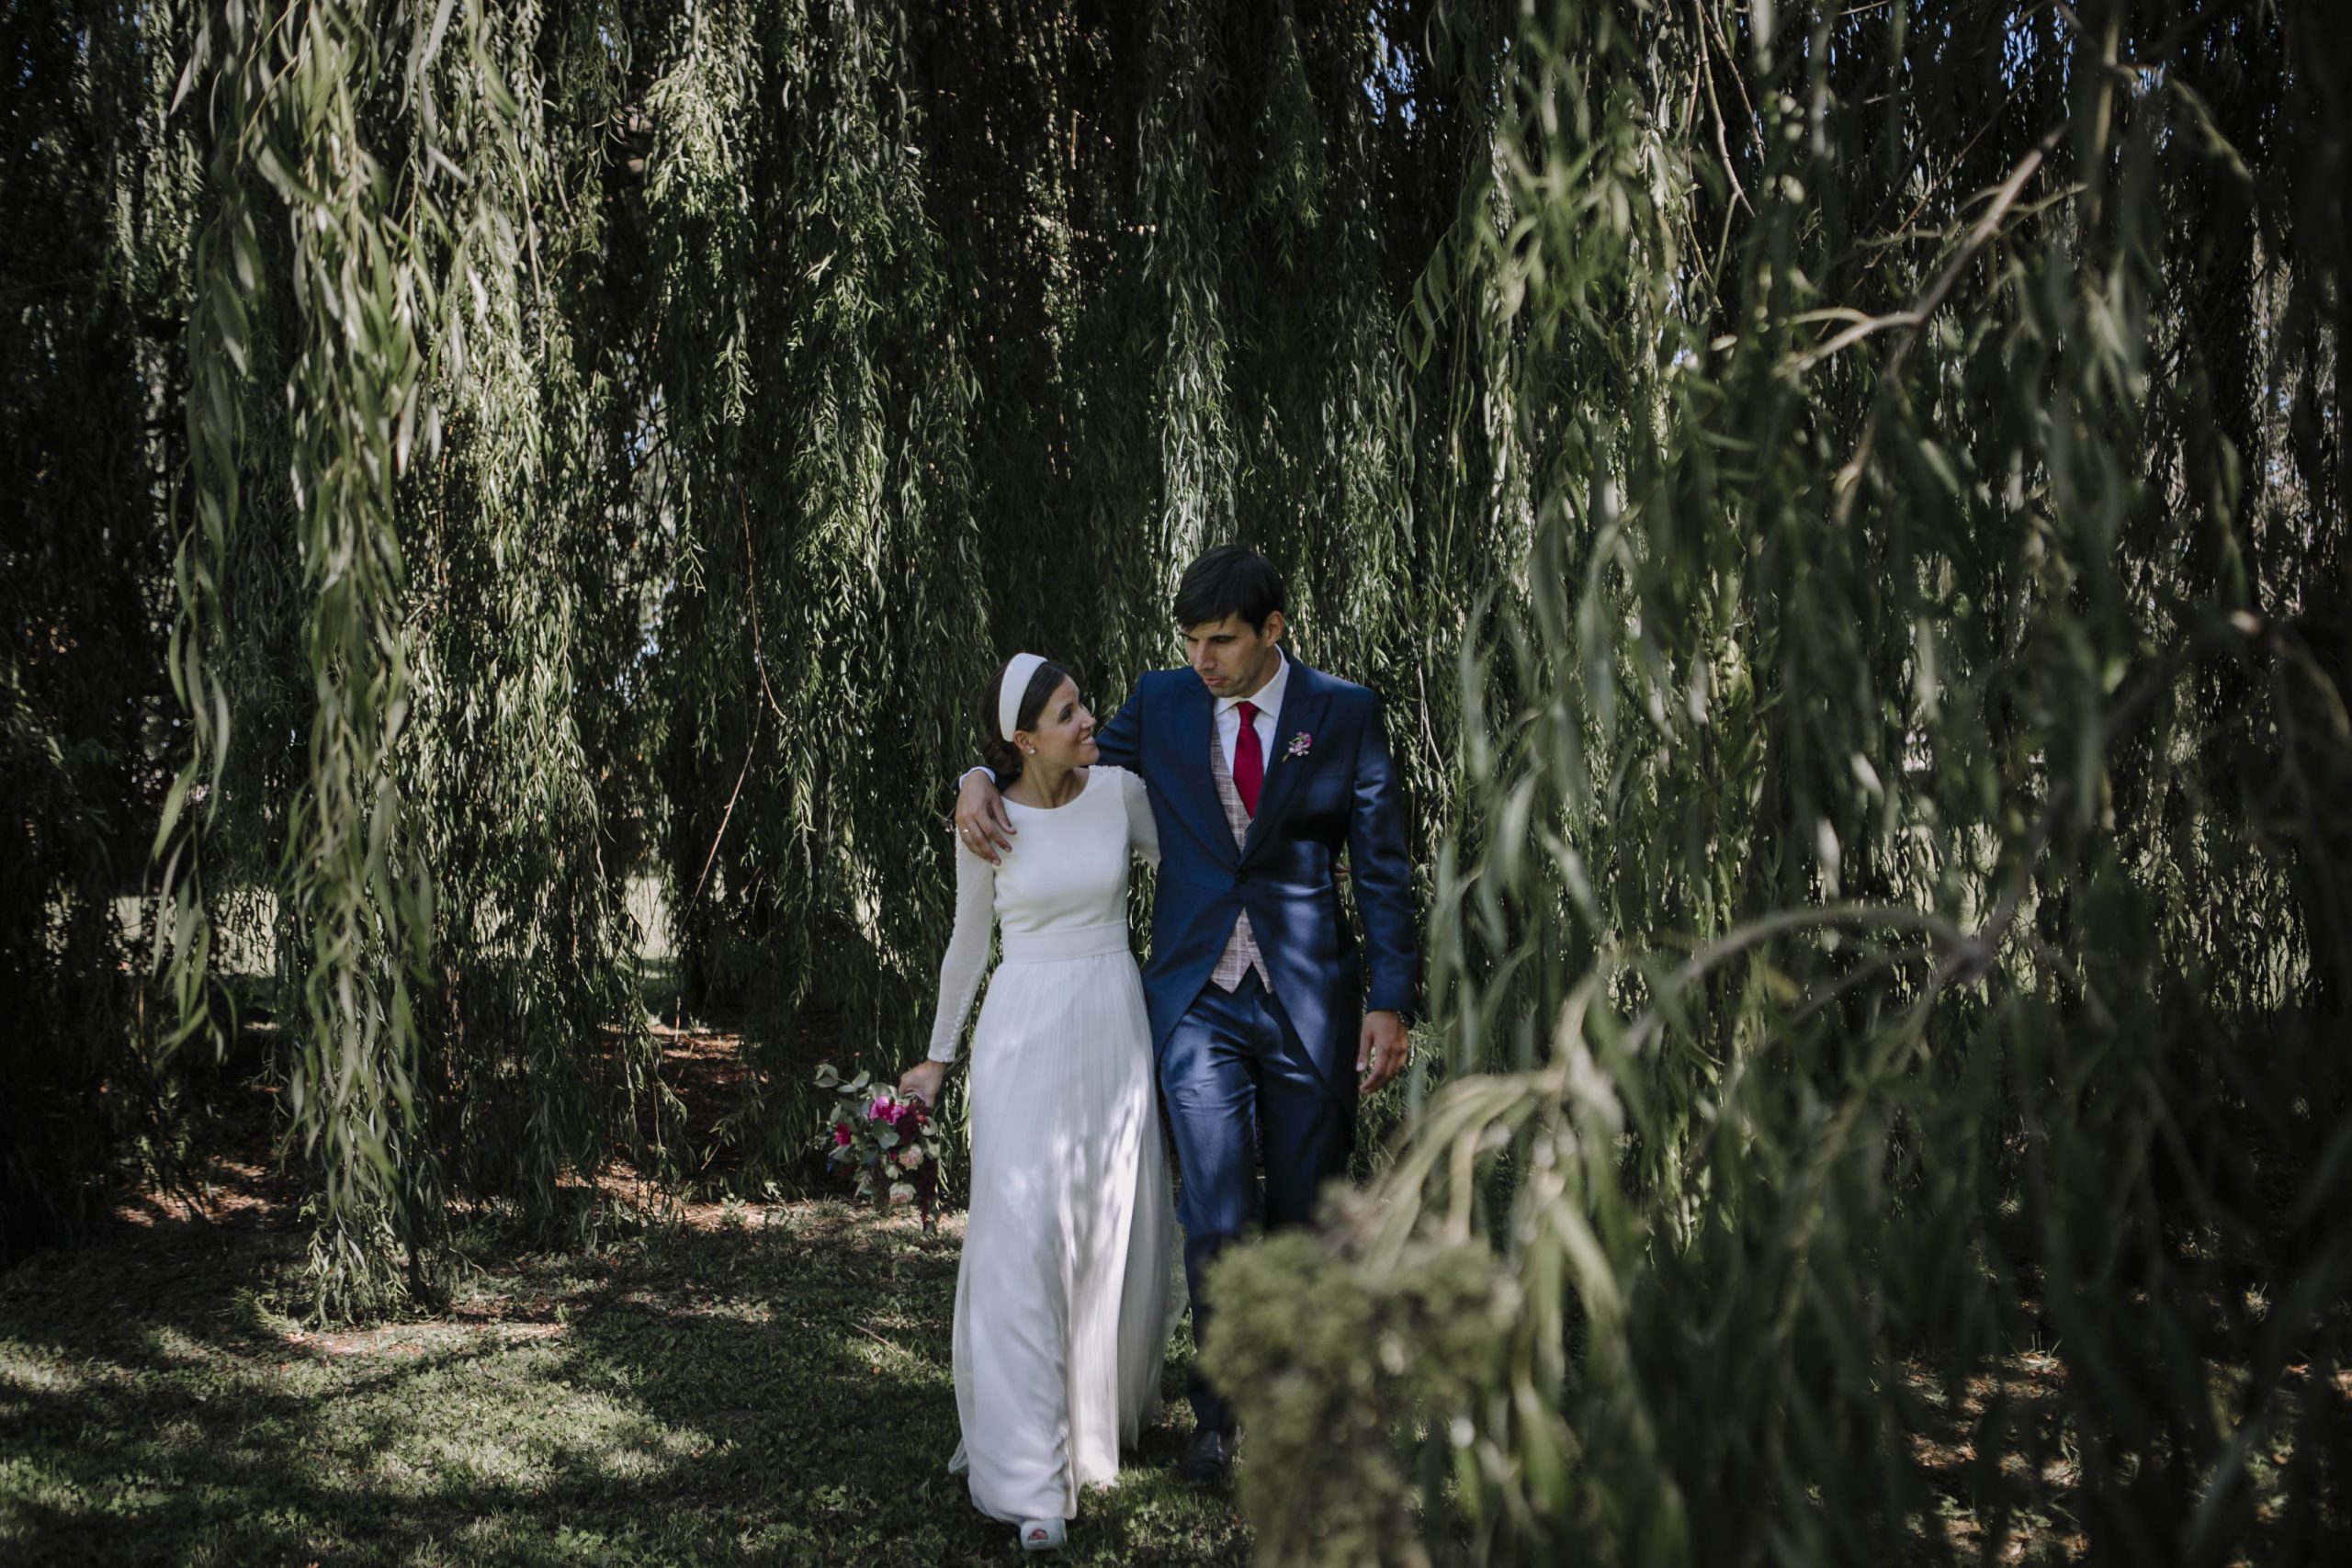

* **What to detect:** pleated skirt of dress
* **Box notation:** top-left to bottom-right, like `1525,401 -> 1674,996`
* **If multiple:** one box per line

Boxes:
948,947 -> 1177,1524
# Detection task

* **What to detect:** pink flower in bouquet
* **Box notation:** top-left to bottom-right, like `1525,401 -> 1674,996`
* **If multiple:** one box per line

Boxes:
812,1070 -> 940,1231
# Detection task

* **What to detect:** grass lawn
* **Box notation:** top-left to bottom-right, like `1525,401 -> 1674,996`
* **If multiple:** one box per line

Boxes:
0,1191 -> 1250,1565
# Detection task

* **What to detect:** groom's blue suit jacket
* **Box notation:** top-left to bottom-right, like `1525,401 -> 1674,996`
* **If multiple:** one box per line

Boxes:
1094,660 -> 1418,1073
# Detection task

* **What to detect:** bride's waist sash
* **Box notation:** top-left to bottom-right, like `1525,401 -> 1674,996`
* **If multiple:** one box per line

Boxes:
998,920 -> 1132,965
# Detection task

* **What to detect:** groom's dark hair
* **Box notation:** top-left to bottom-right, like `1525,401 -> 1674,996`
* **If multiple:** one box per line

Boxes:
1173,544 -> 1284,632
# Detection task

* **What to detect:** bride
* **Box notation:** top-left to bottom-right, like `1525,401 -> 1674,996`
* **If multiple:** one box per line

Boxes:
896,652 -> 1177,1554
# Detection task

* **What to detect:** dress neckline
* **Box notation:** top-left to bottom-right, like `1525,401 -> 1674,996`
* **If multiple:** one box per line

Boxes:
1002,767 -> 1094,813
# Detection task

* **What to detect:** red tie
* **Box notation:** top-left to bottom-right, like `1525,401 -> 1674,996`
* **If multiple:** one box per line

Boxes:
1233,700 -> 1263,816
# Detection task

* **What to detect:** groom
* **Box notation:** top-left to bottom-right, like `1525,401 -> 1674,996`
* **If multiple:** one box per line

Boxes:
956,544 -> 1418,1484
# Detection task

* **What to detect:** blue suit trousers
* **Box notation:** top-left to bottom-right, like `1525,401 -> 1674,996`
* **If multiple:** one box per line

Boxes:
1159,971 -> 1357,1436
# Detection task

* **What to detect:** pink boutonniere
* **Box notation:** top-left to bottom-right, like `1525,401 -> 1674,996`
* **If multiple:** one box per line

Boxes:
1285,733 -> 1313,759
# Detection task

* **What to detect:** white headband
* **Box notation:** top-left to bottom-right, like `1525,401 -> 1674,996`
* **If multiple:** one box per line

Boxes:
998,652 -> 1049,743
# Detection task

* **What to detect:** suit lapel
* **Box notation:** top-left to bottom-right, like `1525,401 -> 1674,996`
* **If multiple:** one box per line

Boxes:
1169,675 -> 1234,862
1241,664 -> 1330,864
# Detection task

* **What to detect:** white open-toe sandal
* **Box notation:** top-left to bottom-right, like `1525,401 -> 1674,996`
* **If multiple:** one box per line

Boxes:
1019,1517 -> 1066,1553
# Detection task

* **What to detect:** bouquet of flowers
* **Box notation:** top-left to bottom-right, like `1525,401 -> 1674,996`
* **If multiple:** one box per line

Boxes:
813,1063 -> 939,1230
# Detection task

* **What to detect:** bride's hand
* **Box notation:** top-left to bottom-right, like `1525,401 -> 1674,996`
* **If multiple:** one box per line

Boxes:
899,1059 -> 947,1108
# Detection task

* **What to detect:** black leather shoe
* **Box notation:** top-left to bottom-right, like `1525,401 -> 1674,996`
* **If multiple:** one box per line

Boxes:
1178,1427 -> 1233,1487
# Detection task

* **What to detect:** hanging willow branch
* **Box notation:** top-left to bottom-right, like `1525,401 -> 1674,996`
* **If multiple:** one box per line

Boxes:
1206,2 -> 2349,1562
165,0 -> 545,1314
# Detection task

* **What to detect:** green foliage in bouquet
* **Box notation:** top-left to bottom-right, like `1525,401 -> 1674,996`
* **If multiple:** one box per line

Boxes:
813,1065 -> 940,1227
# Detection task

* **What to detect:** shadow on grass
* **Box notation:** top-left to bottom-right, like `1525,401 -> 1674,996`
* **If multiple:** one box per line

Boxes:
1,1208 -> 1247,1566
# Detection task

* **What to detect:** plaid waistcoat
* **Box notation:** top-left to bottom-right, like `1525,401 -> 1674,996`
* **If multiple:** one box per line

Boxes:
1206,719 -> 1272,992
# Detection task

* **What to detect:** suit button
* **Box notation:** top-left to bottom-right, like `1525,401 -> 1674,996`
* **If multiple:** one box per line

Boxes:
1234,870 -> 1249,885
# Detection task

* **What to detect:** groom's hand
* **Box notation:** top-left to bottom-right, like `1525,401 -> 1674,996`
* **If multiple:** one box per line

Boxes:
1358,1010 -> 1408,1093
955,769 -> 1016,863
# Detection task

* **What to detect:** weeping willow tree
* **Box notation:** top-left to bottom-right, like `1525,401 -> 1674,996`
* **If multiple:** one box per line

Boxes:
7,10 -> 2346,1557
132,0 -> 678,1313
1206,1 -> 2350,1562
2,3 -> 196,1259
5,0 -> 1503,1300
644,0 -> 1500,1172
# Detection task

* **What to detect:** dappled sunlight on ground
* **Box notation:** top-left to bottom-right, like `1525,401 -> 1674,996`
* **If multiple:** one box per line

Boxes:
108,1157 -> 281,1232
1904,1352 -> 2086,1562
1,1190 -> 1241,1565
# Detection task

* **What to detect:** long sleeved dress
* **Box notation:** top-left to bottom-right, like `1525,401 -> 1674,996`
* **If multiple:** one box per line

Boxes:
924,763 -> 1178,1524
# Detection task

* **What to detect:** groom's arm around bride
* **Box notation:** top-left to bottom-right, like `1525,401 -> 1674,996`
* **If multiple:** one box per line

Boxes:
954,551 -> 1415,1094
956,544 -> 1418,1477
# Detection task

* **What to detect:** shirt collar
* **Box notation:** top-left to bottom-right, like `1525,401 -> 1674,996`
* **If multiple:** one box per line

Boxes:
1218,646 -> 1290,720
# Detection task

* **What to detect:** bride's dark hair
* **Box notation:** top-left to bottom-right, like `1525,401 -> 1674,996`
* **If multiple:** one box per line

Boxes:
982,657 -> 1072,785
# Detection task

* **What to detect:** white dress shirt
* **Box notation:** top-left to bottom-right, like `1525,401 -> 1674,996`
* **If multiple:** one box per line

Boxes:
1216,647 -> 1289,776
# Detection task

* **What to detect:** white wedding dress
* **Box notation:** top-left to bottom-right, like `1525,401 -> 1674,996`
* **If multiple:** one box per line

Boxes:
924,763 -> 1178,1524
